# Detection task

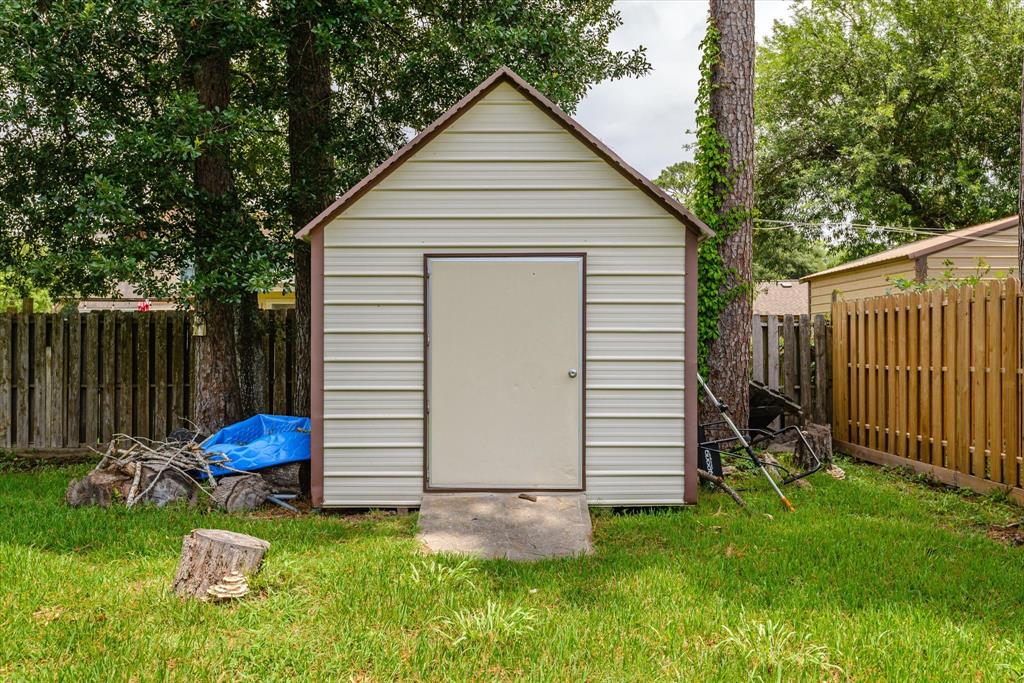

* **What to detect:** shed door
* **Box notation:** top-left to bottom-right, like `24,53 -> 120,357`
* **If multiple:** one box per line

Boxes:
426,256 -> 584,490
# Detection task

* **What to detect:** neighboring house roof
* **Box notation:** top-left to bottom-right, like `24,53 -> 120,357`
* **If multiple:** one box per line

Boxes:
801,216 -> 1019,281
295,66 -> 713,241
753,280 -> 809,315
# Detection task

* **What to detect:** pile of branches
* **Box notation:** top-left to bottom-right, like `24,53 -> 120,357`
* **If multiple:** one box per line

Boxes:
66,433 -> 279,511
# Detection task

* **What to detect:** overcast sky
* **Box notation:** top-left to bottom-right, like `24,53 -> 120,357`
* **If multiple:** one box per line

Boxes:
574,0 -> 795,179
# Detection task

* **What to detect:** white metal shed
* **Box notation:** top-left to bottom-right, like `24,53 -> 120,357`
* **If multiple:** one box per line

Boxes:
297,67 -> 712,508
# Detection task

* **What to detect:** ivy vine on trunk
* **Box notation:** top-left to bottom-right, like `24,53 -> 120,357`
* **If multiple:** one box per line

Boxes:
693,9 -> 754,429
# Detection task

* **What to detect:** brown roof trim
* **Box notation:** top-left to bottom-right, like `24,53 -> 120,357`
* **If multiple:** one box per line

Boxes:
295,66 -> 713,241
801,216 -> 1019,282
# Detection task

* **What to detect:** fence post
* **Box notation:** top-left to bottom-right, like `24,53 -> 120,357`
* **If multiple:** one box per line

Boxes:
813,315 -> 828,425
0,314 -> 9,448
67,313 -> 81,447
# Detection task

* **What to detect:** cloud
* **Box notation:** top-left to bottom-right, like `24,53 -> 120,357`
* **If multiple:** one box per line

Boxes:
574,0 -> 795,179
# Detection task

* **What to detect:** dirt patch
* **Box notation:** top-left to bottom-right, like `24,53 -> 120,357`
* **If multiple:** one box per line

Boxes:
986,522 -> 1024,546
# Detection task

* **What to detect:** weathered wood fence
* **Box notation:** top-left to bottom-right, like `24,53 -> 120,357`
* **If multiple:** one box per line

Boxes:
0,310 -> 295,449
752,314 -> 832,425
832,279 -> 1024,502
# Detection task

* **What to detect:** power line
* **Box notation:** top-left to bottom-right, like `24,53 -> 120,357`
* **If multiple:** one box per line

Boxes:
752,218 -> 1020,246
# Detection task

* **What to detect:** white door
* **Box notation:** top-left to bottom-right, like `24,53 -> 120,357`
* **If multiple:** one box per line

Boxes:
426,255 -> 584,490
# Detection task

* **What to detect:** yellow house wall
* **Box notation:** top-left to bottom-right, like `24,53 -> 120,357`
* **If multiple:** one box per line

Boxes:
807,259 -> 917,316
925,225 -> 1019,280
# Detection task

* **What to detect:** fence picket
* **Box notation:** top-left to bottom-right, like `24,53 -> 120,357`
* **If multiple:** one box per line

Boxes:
49,315 -> 64,447
101,311 -> 115,443
0,315 -> 9,447
814,315 -> 829,424
15,313 -> 29,447
32,314 -> 46,446
137,314 -> 150,440
0,315 -> 8,448
67,313 -> 81,447
799,314 -> 812,420
1002,279 -> 1019,487
942,289 -> 956,470
752,315 -> 765,384
928,289 -> 942,467
84,314 -> 98,446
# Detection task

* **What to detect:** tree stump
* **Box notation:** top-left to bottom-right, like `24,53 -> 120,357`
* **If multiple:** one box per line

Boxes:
212,474 -> 270,512
171,529 -> 269,599
795,423 -> 833,470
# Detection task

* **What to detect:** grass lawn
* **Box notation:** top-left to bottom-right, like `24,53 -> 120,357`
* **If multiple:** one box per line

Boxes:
2,457 -> 1024,681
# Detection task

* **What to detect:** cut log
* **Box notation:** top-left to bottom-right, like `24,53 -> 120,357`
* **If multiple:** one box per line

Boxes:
258,462 -> 309,494
66,468 -> 132,508
65,462 -> 197,509
795,423 -> 833,470
172,529 -> 269,599
212,474 -> 270,512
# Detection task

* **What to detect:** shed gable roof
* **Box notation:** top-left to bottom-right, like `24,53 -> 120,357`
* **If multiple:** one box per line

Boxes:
296,67 -> 712,241
802,216 -> 1019,281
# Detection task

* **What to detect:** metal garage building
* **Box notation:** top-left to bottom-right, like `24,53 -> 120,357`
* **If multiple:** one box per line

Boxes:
297,67 -> 712,508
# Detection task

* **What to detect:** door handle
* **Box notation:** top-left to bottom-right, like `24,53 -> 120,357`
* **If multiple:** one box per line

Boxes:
567,368 -> 578,378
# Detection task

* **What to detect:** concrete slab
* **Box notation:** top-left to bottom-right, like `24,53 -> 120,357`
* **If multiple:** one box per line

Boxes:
417,493 -> 593,561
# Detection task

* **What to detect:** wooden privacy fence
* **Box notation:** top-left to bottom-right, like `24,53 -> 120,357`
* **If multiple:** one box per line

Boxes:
0,310 -> 296,449
832,279 -> 1024,501
751,314 -> 832,425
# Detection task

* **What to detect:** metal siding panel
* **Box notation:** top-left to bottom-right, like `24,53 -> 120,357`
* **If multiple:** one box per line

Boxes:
588,361 -> 686,387
326,333 -> 421,359
325,390 -> 422,416
324,361 -> 422,389
325,418 -> 422,446
324,304 -> 422,332
414,132 -> 595,162
588,332 -> 685,357
385,160 -> 630,189
588,275 -> 685,301
324,276 -> 422,302
323,246 -> 686,275
323,217 -> 683,246
588,304 -> 684,330
587,389 -> 685,415
443,97 -> 570,133
342,189 -> 667,219
587,417 -> 685,443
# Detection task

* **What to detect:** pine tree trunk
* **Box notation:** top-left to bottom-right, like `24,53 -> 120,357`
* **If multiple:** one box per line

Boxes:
1018,51 -> 1023,279
703,0 -> 755,430
287,3 -> 334,418
191,47 -> 243,433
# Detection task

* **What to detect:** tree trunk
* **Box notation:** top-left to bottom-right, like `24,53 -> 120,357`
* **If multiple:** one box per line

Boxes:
190,46 -> 244,432
1018,51 -> 1023,279
193,301 -> 242,433
287,3 -> 334,418
235,291 -> 266,418
172,529 -> 269,599
703,0 -> 755,430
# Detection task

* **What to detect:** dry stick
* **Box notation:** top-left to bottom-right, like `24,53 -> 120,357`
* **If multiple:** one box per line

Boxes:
697,468 -> 749,511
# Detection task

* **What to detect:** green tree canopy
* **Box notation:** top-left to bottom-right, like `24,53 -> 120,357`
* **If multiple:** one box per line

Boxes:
0,0 -> 648,306
756,0 -> 1024,258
